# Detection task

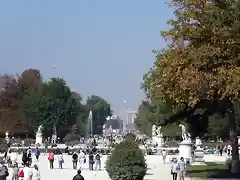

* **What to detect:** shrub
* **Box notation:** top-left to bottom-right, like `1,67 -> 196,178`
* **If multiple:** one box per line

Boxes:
125,133 -> 136,141
23,138 -> 35,147
0,143 -> 8,153
106,138 -> 147,180
64,133 -> 80,142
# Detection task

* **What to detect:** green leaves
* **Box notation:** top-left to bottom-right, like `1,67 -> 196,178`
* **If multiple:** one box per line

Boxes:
23,78 -> 84,138
86,95 -> 112,134
106,139 -> 146,180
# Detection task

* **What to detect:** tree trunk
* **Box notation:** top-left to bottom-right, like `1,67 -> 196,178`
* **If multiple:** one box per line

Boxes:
228,102 -> 240,173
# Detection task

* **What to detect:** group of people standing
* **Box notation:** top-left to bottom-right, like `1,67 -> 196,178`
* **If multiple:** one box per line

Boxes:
171,157 -> 186,180
47,149 -> 102,171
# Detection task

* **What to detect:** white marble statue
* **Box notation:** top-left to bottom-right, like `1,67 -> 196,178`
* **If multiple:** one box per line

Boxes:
51,124 -> 57,144
5,131 -> 9,143
179,124 -> 188,141
152,125 -> 157,136
35,125 -> 43,145
156,126 -> 163,137
36,125 -> 43,135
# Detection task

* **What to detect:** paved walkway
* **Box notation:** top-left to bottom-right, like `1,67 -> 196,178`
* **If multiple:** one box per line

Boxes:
6,154 -> 172,180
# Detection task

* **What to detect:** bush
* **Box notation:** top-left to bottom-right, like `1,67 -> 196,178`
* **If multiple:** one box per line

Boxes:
64,133 -> 80,142
23,138 -> 35,147
0,143 -> 8,153
106,138 -> 147,180
125,133 -> 136,141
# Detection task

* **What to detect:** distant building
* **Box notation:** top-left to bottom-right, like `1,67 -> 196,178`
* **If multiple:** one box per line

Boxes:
124,109 -> 137,133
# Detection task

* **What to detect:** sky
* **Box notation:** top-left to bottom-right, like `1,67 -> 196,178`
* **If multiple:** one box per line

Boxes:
0,1 -> 173,116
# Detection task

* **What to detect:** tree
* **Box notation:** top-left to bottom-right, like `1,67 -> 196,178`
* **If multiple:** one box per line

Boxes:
135,101 -> 180,137
86,95 -> 112,134
18,69 -> 42,94
23,78 -> 85,138
142,0 -> 240,172
0,74 -> 23,135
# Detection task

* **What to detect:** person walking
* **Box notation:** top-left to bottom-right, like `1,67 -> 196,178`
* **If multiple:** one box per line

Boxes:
171,158 -> 178,180
22,162 -> 32,180
22,151 -> 28,166
12,162 -> 19,180
57,152 -> 64,169
162,149 -> 167,164
0,160 -> 9,180
88,152 -> 94,171
35,147 -> 40,162
48,151 -> 55,169
32,164 -> 40,180
78,150 -> 86,170
72,152 -> 78,170
72,169 -> 84,180
94,153 -> 101,171
178,157 -> 186,180
27,148 -> 32,167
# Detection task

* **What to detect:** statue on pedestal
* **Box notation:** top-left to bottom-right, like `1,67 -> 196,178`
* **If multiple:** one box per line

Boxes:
5,131 -> 9,143
51,124 -> 57,144
179,124 -> 191,141
156,126 -> 163,137
152,125 -> 157,136
35,125 -> 43,145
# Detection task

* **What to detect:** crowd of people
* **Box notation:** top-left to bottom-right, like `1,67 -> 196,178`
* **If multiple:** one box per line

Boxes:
0,145 -> 104,180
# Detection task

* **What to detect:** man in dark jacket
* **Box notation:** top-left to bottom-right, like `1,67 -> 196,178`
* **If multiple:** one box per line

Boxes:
0,161 -> 9,180
73,169 -> 84,180
72,152 -> 78,170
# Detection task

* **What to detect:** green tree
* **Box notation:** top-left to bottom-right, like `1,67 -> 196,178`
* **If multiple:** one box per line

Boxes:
206,114 -> 228,140
135,101 -> 180,137
142,0 -> 240,172
86,95 -> 112,134
134,101 -> 153,136
23,78 -> 85,138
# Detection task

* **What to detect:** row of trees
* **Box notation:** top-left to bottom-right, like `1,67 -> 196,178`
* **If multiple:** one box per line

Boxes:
0,69 -> 112,139
135,100 -> 240,139
140,0 -> 240,172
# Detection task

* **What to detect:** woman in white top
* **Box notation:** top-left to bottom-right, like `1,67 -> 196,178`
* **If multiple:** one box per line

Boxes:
78,150 -> 86,170
32,164 -> 40,180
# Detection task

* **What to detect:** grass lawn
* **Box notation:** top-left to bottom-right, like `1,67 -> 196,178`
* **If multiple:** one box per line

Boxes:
186,163 -> 240,178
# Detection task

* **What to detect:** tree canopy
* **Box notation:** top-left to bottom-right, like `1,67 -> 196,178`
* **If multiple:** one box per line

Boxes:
86,95 -> 112,134
142,0 -> 240,172
0,69 -> 111,138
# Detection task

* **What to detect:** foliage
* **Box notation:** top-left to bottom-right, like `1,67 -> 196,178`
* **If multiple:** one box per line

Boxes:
86,95 -> 112,134
186,163 -> 240,178
135,100 -> 180,137
142,0 -> 240,172
106,138 -> 147,180
64,133 -> 81,142
125,133 -> 136,141
0,69 -> 111,138
23,78 -> 85,139
206,114 -> 228,139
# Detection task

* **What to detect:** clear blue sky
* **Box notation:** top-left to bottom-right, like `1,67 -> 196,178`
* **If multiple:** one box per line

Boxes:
0,1 -> 173,115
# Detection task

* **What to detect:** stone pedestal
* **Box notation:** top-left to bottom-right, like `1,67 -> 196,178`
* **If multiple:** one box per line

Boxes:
152,136 -> 165,147
192,137 -> 206,165
192,146 -> 206,165
35,135 -> 43,145
179,140 -> 193,163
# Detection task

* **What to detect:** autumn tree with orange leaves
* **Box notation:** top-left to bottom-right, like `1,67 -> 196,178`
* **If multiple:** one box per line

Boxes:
142,0 -> 240,173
